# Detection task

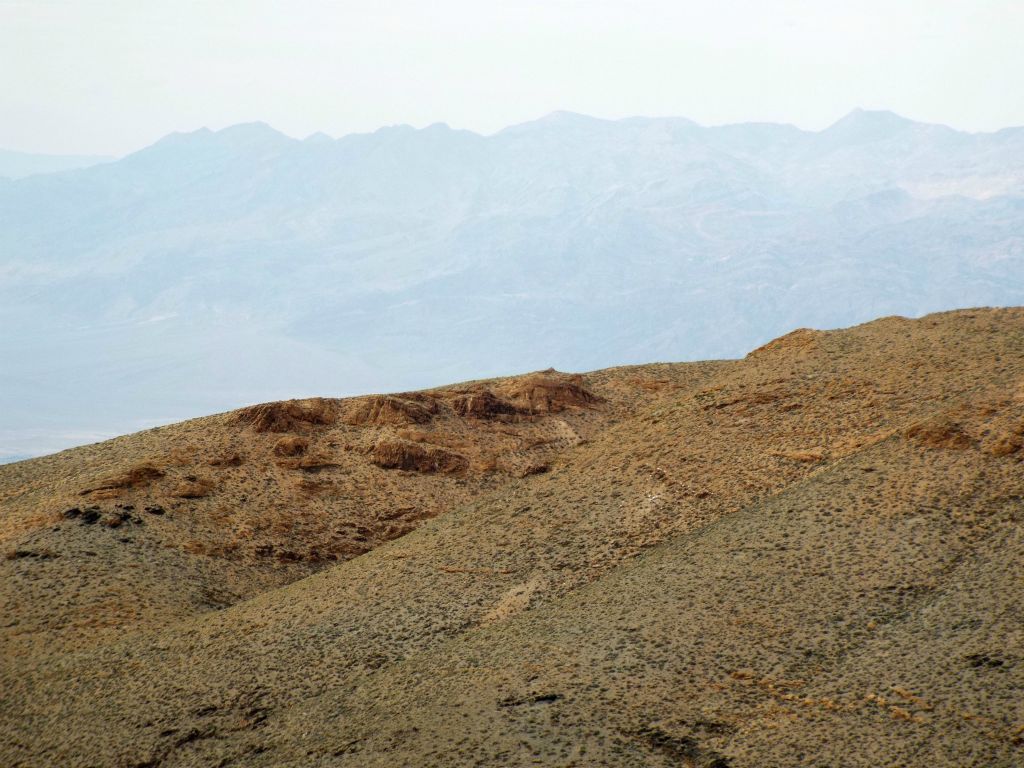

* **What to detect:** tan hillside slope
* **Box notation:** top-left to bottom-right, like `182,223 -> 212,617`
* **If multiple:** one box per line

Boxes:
297,405 -> 1023,767
1,307 -> 1022,767
0,369 -> 629,658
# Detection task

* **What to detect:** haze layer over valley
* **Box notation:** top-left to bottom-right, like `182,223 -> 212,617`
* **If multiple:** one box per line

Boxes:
3,109 -> 1023,458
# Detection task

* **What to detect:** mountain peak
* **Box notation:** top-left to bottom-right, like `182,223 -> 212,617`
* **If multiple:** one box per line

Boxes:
820,108 -> 918,144
497,110 -> 611,136
213,121 -> 291,144
835,107 -> 913,125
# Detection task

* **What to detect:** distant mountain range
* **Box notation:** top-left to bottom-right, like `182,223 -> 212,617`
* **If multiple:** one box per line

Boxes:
2,109 -> 1023,458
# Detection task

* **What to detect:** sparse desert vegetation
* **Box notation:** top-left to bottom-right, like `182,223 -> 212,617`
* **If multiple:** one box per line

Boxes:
1,308 -> 1022,766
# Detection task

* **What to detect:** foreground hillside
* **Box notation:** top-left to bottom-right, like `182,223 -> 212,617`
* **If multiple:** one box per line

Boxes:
2,308 -> 1023,766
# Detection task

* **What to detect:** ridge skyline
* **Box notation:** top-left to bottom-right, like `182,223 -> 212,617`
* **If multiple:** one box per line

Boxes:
7,107 -> 1024,164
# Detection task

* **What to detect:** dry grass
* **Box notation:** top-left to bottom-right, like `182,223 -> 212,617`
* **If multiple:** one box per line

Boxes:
770,448 -> 826,463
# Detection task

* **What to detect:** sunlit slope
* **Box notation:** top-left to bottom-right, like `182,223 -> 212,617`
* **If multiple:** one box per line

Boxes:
1,307 -> 1021,767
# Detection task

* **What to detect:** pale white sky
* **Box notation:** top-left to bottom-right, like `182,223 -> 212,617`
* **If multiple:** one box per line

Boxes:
3,0 -> 1023,156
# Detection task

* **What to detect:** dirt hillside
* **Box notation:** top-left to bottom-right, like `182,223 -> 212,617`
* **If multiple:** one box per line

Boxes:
1,308 -> 1022,767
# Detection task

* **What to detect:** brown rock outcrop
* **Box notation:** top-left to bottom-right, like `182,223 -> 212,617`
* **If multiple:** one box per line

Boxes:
448,389 -> 522,419
370,439 -> 469,474
343,394 -> 439,427
235,398 -> 337,433
497,369 -> 601,414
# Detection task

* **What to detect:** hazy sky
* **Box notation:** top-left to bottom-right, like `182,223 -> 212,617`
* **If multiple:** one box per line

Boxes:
3,0 -> 1023,156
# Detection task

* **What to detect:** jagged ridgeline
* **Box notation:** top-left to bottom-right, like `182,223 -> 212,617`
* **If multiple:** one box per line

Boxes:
2,308 -> 1023,767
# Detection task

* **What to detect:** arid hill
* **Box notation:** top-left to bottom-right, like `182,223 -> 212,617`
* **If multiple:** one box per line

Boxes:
1,308 -> 1022,767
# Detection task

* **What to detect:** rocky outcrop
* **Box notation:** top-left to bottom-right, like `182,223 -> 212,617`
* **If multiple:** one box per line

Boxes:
273,436 -> 308,457
370,439 -> 469,474
80,463 -> 165,496
448,389 -> 522,419
172,476 -> 214,499
343,394 -> 439,427
235,398 -> 337,433
497,369 -> 601,414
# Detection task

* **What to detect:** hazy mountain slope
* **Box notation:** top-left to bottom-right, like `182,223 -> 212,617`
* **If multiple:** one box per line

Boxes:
2,111 -> 1023,459
2,308 -> 1021,767
0,148 -> 112,180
